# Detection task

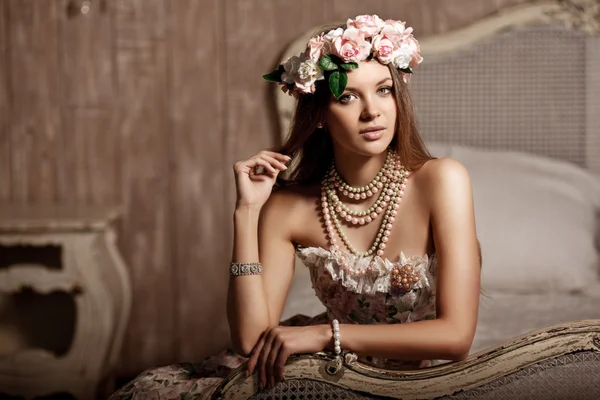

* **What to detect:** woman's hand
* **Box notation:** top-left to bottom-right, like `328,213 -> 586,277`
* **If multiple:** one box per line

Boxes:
233,150 -> 290,210
246,325 -> 332,389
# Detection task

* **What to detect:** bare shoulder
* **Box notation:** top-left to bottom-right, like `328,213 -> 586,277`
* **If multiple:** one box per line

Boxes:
264,183 -> 320,211
413,157 -> 471,190
260,183 -> 320,235
411,158 -> 473,209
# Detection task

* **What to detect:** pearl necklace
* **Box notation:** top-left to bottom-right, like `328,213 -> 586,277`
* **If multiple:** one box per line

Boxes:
321,150 -> 409,258
330,150 -> 393,200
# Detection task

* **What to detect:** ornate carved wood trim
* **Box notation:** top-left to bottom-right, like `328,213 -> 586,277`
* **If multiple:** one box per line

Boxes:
212,320 -> 600,399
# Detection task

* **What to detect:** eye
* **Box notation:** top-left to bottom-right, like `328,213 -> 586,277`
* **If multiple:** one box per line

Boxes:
338,93 -> 356,104
378,86 -> 393,95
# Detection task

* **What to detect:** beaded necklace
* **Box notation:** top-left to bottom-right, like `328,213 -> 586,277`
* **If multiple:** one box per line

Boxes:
320,149 -> 409,259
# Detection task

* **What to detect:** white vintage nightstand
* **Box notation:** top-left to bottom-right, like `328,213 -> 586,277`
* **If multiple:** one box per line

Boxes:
0,205 -> 132,400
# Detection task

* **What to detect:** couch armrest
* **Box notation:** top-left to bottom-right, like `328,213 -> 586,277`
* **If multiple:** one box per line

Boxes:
211,319 -> 600,399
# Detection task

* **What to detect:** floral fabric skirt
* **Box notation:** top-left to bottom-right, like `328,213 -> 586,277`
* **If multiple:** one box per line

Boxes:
109,314 -> 324,400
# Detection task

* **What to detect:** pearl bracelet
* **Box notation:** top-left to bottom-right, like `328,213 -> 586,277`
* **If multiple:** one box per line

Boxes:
229,262 -> 262,276
332,319 -> 341,355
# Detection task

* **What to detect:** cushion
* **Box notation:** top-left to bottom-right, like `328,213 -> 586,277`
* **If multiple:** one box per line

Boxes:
427,143 -> 600,293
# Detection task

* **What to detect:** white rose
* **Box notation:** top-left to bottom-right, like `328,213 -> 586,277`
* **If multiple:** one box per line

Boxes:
392,43 -> 413,69
294,59 -> 324,94
281,55 -> 304,84
297,59 -> 324,82
324,27 -> 344,42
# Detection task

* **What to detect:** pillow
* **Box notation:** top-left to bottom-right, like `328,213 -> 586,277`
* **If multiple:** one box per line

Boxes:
427,143 -> 600,293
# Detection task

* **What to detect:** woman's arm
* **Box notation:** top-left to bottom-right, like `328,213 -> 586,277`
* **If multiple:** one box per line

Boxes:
227,191 -> 297,357
336,158 -> 481,361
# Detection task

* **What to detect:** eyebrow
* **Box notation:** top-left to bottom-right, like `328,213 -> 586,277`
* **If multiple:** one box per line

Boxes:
344,77 -> 392,93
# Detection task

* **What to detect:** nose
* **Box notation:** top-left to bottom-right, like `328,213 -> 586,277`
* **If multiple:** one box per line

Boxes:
360,96 -> 381,121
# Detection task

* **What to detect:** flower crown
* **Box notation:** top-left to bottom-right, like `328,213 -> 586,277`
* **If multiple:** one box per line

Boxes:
263,15 -> 423,99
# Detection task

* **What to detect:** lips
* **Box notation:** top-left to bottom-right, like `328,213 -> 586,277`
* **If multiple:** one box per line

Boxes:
360,126 -> 386,141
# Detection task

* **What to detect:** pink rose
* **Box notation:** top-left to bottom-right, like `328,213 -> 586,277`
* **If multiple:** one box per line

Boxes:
294,79 -> 316,94
372,34 -> 399,64
405,36 -> 423,67
332,27 -> 372,63
346,15 -> 385,38
381,20 -> 412,39
307,34 -> 327,62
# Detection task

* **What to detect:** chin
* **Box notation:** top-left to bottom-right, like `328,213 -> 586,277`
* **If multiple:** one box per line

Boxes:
334,133 -> 394,157
353,136 -> 394,156
357,144 -> 390,157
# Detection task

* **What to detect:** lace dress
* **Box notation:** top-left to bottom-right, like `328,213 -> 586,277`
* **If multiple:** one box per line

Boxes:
109,247 -> 437,399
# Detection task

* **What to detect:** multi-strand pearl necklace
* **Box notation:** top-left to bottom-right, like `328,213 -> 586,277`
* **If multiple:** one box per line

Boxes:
320,149 -> 409,259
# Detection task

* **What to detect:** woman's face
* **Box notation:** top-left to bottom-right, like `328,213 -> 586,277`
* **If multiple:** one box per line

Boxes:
324,60 -> 397,157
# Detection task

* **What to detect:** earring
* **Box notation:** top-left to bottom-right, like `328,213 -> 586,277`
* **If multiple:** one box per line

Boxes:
317,123 -> 324,129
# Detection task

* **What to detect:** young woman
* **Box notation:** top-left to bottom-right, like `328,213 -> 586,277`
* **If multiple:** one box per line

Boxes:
110,15 -> 481,399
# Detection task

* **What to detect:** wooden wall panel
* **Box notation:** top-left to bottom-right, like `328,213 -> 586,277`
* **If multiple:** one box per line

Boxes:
332,0 -> 532,35
167,0 -> 231,360
223,0 -> 335,197
59,108 -> 116,204
7,0 -> 62,203
57,0 -> 117,205
0,0 -> 537,380
0,1 -> 10,201
113,0 -> 174,377
59,0 -> 113,108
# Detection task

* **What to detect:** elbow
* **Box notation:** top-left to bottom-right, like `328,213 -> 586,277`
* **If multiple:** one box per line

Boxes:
446,335 -> 473,362
231,341 -> 253,358
230,323 -> 271,357
450,349 -> 470,362
230,334 -> 258,358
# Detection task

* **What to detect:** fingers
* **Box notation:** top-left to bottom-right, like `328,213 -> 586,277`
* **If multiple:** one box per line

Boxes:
260,154 -> 289,172
233,151 -> 291,176
260,150 -> 291,164
274,344 -> 291,383
249,158 -> 280,176
266,337 -> 283,389
246,332 -> 266,377
258,330 -> 276,389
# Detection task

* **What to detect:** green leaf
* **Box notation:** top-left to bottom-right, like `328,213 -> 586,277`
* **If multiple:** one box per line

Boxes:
329,54 -> 345,64
399,67 -> 413,74
262,69 -> 283,82
340,62 -> 358,70
329,70 -> 348,99
319,54 -> 339,71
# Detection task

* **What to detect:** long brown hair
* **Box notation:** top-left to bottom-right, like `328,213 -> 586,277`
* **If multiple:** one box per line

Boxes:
273,28 -> 485,276
275,50 -> 433,187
